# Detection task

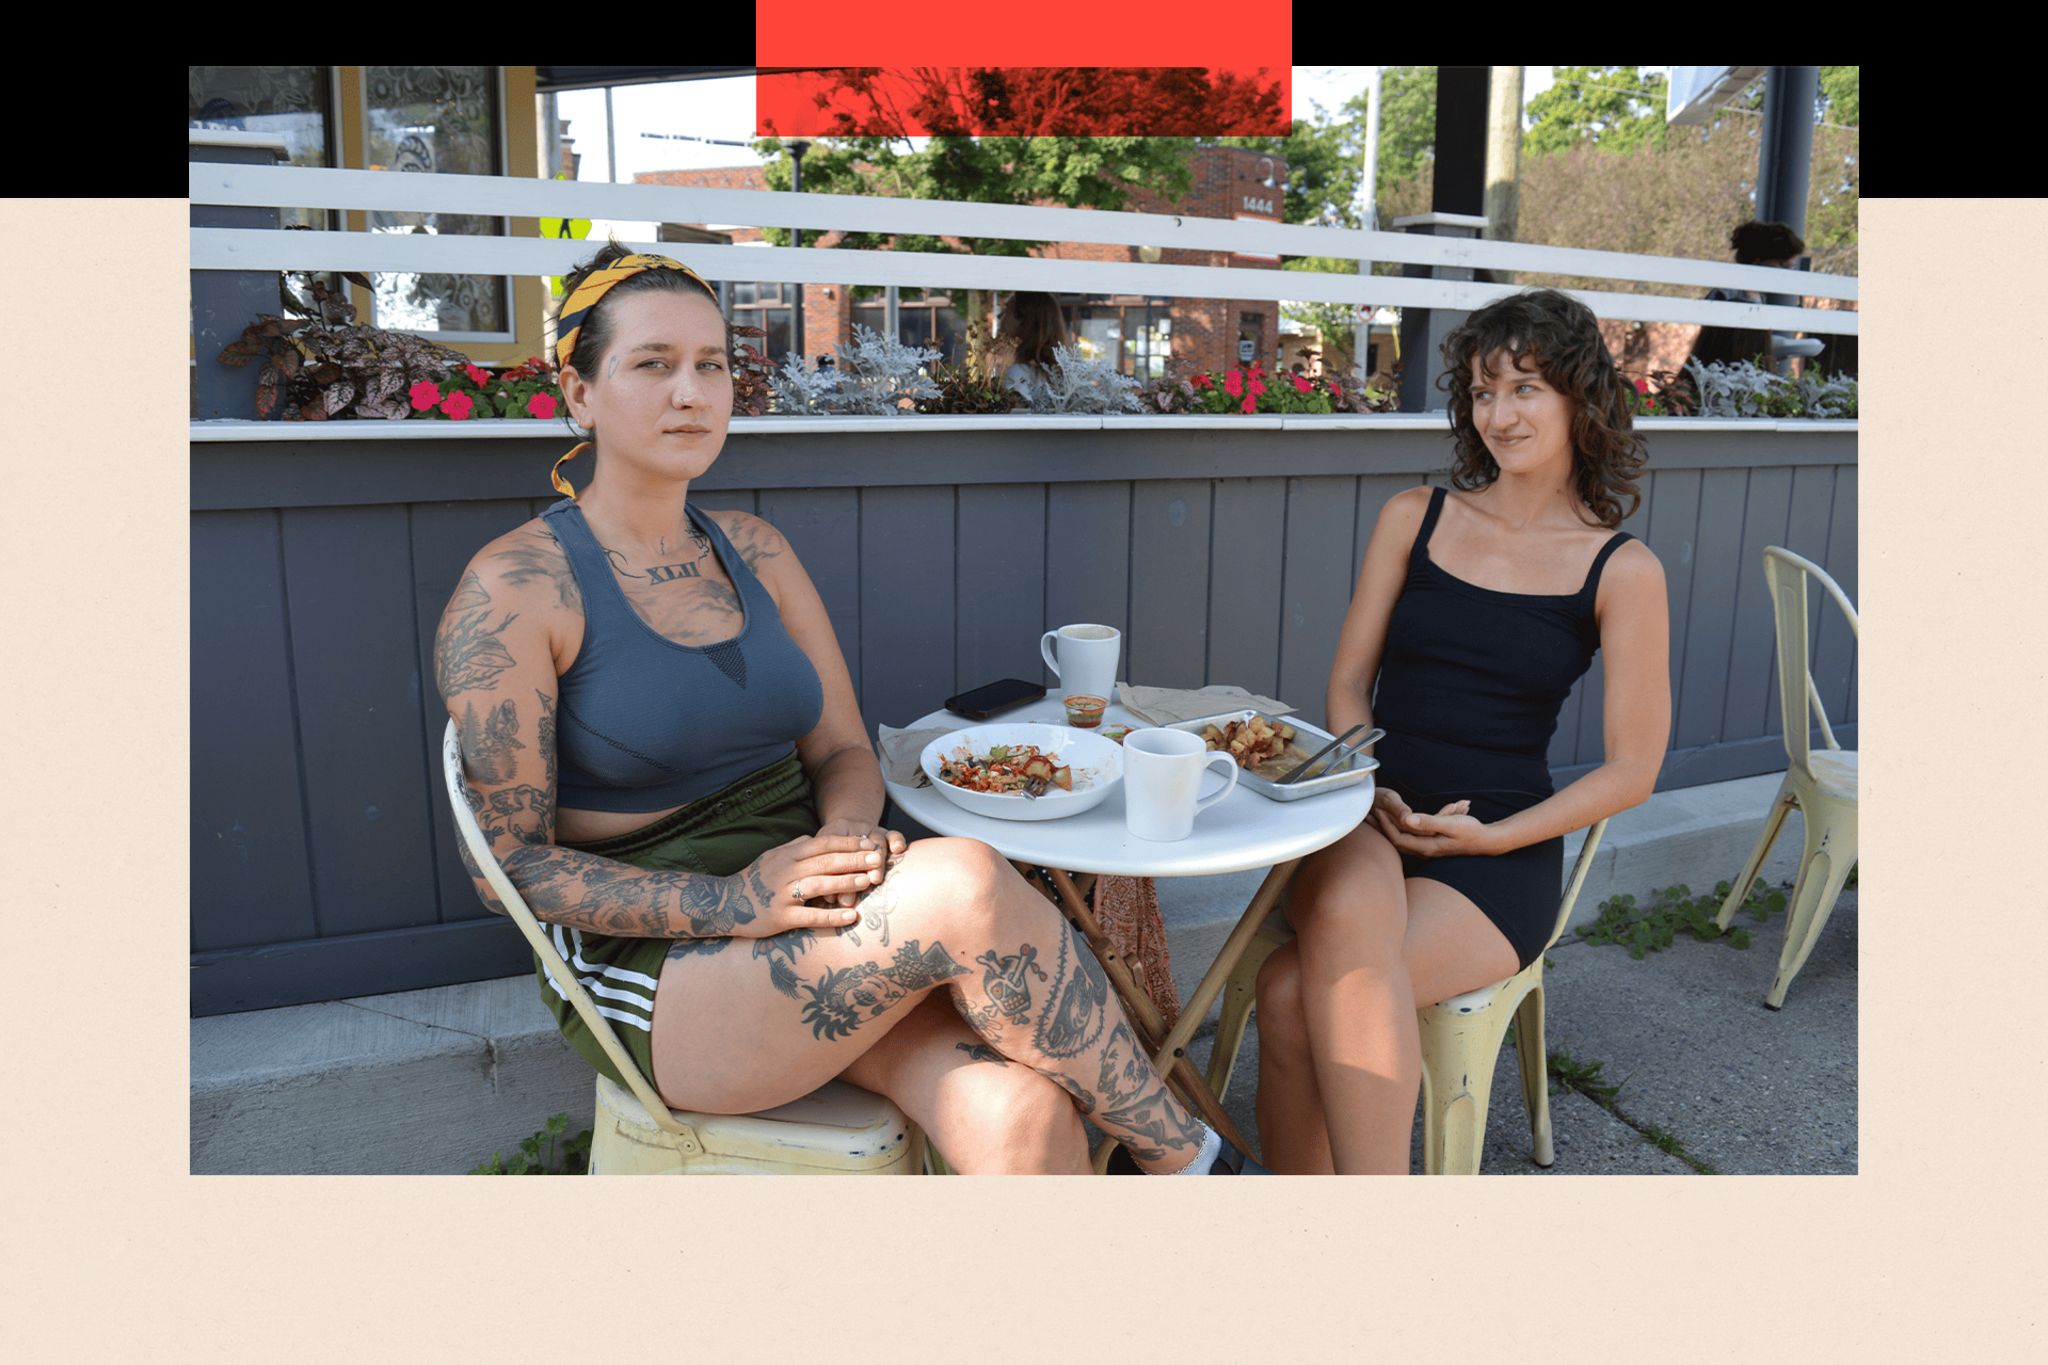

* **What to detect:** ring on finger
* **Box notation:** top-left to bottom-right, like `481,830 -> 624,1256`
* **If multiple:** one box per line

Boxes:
790,878 -> 805,903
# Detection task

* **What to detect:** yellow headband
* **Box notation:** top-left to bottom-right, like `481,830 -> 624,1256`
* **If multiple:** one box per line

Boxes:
550,252 -> 716,499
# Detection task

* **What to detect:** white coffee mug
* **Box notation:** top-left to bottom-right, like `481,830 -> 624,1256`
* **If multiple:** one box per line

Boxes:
1122,727 -> 1239,842
1039,623 -> 1121,705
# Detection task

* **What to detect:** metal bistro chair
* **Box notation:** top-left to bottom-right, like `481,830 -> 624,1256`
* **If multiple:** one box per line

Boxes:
1714,546 -> 1859,1008
1207,817 -> 1609,1175
438,719 -> 932,1175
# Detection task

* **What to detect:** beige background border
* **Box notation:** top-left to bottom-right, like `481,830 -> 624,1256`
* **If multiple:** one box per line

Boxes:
3,194 -> 2033,1359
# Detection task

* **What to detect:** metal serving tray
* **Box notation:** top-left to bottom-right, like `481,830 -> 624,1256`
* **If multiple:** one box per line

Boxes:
1162,709 -> 1378,803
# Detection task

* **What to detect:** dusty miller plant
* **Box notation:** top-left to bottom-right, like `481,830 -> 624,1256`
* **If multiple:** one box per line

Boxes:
1681,357 -> 1806,419
768,323 -> 942,415
1007,342 -> 1144,414
1794,369 -> 1858,419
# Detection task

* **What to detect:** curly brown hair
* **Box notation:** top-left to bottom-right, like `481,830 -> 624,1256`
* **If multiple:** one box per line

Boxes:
553,235 -> 734,443
1434,287 -> 1646,529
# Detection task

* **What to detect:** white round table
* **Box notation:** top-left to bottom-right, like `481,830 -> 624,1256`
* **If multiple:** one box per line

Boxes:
886,695 -> 1373,876
884,693 -> 1373,1169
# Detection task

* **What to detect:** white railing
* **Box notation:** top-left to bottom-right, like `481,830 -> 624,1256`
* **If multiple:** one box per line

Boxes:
188,158 -> 1857,337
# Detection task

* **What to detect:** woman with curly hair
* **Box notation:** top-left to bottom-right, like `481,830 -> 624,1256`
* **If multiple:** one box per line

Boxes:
435,239 -> 1264,1174
1252,287 -> 1672,1173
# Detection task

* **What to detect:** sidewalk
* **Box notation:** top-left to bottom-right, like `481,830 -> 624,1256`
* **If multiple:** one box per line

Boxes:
190,770 -> 1855,1174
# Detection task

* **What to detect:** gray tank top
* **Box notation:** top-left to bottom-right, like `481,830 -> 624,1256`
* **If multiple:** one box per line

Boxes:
540,497 -> 824,813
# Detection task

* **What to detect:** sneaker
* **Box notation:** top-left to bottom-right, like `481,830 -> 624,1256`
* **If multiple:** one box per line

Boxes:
1105,1135 -> 1272,1175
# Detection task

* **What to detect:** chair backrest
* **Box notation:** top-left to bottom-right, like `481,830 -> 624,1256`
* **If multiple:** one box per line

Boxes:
438,718 -> 696,1142
1540,816 -> 1610,956
1761,546 -> 1859,776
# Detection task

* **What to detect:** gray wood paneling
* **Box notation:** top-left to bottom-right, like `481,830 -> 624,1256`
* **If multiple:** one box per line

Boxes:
859,485 -> 956,727
1277,477 -> 1359,729
1721,466 -> 1794,743
1208,479 -> 1287,700
1674,467 -> 1751,750
1776,465 -> 1839,736
1128,480 -> 1214,690
955,484 -> 1051,695
1043,482 -> 1132,690
410,500 -> 536,925
1809,465 -> 1858,732
191,510 -> 317,951
281,505 -> 440,937
759,488 -> 864,709
190,422 -> 1857,1013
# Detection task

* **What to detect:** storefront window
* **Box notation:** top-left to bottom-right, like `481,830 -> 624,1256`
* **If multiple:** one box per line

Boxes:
732,281 -> 794,367
188,66 -> 340,318
1075,297 -> 1173,378
363,65 -> 508,337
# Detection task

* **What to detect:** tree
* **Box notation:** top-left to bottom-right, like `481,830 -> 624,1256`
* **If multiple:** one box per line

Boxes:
751,123 -> 1197,372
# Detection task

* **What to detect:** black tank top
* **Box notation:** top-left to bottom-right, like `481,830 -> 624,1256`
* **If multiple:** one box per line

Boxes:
1371,486 -> 1633,795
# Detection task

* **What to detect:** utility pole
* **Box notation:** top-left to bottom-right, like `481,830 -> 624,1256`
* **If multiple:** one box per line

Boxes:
1352,67 -> 1382,389
1483,67 -> 1524,286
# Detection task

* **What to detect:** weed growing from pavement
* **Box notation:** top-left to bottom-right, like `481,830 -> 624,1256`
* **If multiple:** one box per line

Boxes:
1579,877 -> 1803,958
470,1112 -> 591,1175
1543,1044 -> 1720,1174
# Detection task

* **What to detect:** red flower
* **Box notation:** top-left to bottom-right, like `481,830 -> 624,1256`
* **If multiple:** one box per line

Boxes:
1249,372 -> 1265,396
1192,373 -> 1211,389
1331,384 -> 1344,402
1633,377 -> 1648,394
526,392 -> 557,419
1223,370 -> 1244,398
439,391 -> 474,420
464,363 -> 491,388
409,379 -> 442,411
1240,395 -> 1256,414
1292,374 -> 1311,394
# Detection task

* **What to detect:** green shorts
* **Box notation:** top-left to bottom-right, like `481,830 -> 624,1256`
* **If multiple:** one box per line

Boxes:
537,749 -> 820,1096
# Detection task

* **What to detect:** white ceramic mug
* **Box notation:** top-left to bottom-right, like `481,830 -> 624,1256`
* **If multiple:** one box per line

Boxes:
1039,623 -> 1121,705
1122,727 -> 1238,841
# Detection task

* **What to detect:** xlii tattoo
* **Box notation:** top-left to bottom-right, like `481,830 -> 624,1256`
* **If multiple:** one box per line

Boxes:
798,940 -> 968,1041
976,943 -> 1048,1026
1032,924 -> 1110,1059
646,561 -> 703,583
954,1042 -> 1007,1067
434,572 -> 519,700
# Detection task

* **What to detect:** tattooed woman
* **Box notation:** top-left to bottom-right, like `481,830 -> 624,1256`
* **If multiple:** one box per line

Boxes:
435,241 -> 1264,1174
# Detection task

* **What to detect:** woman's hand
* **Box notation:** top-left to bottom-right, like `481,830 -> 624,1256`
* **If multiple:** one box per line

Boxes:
728,834 -> 888,937
1368,788 -> 1499,858
813,817 -> 908,908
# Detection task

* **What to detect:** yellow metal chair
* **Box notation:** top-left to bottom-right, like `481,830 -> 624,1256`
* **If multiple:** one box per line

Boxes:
1714,546 -> 1859,1008
1206,817 -> 1609,1174
439,719 -> 930,1175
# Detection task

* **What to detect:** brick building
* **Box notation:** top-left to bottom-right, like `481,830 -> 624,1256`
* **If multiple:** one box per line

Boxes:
625,144 -> 1298,383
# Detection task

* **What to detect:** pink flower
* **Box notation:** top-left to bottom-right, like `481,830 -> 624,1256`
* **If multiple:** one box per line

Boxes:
1249,372 -> 1265,396
1241,395 -> 1256,414
409,379 -> 442,411
438,391 -> 474,420
464,363 -> 491,388
1223,370 -> 1243,398
1192,373 -> 1211,389
526,392 -> 557,419
1633,378 -> 1648,394
1292,374 -> 1311,394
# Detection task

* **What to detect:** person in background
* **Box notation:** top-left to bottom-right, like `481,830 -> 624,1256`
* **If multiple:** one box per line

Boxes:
987,291 -> 1073,396
1683,220 -> 1814,384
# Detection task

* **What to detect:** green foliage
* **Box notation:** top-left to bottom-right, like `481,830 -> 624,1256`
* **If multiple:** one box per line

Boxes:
1580,878 -> 1790,958
1546,1046 -> 1624,1104
1526,67 -> 1671,155
470,1112 -> 591,1175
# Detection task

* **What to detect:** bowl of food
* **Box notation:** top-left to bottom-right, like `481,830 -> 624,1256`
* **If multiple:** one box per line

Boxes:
918,723 -> 1123,822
